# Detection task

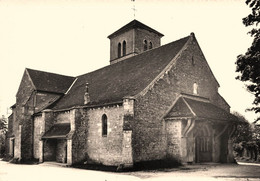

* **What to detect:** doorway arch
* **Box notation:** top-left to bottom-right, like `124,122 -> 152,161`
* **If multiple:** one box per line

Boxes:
194,123 -> 212,163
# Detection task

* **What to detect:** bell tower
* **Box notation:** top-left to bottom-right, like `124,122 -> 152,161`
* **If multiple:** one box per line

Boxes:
107,20 -> 164,64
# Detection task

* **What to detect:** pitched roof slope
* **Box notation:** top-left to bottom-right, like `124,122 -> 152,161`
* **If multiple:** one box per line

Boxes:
183,97 -> 238,122
26,68 -> 76,94
108,19 -> 164,39
166,97 -> 239,122
53,36 -> 190,110
42,123 -> 70,139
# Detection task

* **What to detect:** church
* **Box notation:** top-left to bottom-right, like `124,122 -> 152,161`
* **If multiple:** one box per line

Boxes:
6,20 -> 240,167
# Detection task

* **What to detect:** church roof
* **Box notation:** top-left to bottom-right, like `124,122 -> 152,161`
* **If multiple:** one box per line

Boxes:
52,35 -> 190,110
26,68 -> 76,94
165,96 -> 239,122
42,123 -> 71,139
107,19 -> 164,39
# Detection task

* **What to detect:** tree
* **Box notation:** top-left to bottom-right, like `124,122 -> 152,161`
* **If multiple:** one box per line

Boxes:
232,111 -> 259,160
0,116 -> 7,132
0,116 -> 7,157
232,112 -> 252,144
235,0 -> 260,123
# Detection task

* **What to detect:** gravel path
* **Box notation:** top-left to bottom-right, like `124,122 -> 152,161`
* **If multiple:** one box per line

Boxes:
1,160 -> 260,181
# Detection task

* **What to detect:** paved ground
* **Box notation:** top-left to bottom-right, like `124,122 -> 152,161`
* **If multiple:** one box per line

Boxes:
0,160 -> 260,181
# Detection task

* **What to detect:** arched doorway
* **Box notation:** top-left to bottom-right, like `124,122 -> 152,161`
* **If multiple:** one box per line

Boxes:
194,124 -> 212,163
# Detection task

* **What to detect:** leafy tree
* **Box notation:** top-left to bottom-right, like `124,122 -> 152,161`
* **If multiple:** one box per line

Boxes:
0,116 -> 7,157
0,116 -> 7,132
232,111 -> 259,160
232,111 -> 252,144
235,0 -> 260,123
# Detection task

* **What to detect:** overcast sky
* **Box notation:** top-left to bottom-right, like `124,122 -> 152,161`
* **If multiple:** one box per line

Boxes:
0,0 -> 257,122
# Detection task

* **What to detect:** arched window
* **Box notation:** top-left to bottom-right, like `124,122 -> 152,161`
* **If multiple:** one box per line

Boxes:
102,114 -> 108,136
143,40 -> 148,51
193,82 -> 198,95
192,56 -> 195,66
118,43 -> 121,58
123,41 -> 126,56
149,42 -> 153,49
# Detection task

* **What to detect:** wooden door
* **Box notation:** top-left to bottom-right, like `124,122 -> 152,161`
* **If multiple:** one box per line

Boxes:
195,124 -> 212,163
196,136 -> 212,162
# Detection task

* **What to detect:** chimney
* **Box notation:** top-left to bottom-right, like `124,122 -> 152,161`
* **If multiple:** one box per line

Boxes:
84,83 -> 90,105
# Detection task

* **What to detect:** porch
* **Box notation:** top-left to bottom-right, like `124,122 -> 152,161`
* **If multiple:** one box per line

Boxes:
164,95 -> 240,164
40,123 -> 73,165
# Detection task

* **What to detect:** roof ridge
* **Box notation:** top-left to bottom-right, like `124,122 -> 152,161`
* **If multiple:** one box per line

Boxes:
26,67 -> 75,78
132,35 -> 190,57
181,93 -> 210,103
26,67 -> 76,94
107,19 -> 164,39
77,35 -> 191,78
52,34 -> 192,110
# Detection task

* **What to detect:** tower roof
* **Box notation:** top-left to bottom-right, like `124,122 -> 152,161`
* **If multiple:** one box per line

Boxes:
107,19 -> 164,39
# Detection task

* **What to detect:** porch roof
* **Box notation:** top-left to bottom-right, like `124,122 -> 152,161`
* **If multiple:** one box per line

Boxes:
165,97 -> 240,122
42,123 -> 71,139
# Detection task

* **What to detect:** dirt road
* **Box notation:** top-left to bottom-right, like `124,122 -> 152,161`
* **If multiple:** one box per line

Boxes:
0,160 -> 260,181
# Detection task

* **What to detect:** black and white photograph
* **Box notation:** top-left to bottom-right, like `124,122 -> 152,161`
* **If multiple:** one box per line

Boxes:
0,0 -> 260,180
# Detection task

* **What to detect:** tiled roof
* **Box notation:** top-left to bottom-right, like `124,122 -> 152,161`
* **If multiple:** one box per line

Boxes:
42,123 -> 70,139
52,36 -> 190,110
26,68 -> 76,94
166,96 -> 239,122
108,20 -> 164,39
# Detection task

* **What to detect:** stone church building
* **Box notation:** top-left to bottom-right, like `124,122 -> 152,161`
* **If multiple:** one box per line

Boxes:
6,20 -> 240,167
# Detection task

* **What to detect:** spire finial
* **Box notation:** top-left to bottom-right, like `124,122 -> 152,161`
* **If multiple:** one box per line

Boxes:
131,0 -> 137,19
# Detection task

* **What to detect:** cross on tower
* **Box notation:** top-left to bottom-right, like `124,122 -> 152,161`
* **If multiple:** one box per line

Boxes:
131,0 -> 137,18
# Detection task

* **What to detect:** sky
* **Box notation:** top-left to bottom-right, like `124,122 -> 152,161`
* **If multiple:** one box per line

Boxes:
0,0 -> 258,122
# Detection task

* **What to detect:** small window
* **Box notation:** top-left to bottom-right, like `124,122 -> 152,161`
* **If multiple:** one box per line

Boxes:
193,83 -> 198,95
143,40 -> 148,51
192,56 -> 195,66
118,43 -> 121,58
102,114 -> 108,136
149,42 -> 153,49
123,41 -> 126,56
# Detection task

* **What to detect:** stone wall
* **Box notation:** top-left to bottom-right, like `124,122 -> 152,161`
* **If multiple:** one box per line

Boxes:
173,37 -> 219,102
7,114 -> 13,138
12,69 -> 63,161
109,28 -> 161,64
166,120 -> 182,160
74,105 -> 124,166
15,70 -> 35,160
133,60 -> 179,162
110,29 -> 135,62
33,115 -> 44,159
135,28 -> 161,53
54,111 -> 71,124
133,36 -> 228,163
214,93 -> 231,112
71,108 -> 86,164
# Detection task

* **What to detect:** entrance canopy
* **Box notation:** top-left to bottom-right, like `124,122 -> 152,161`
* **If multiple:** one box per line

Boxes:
165,96 -> 240,122
42,123 -> 71,139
